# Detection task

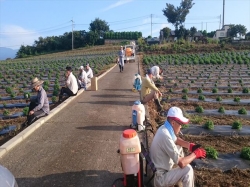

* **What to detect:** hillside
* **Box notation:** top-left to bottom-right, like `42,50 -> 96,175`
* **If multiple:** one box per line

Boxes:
0,47 -> 18,60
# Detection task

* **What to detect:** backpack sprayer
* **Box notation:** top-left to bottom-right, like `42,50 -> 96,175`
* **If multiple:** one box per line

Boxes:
112,101 -> 146,187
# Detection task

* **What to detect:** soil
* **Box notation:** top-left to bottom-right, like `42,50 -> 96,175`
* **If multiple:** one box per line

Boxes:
143,58 -> 250,187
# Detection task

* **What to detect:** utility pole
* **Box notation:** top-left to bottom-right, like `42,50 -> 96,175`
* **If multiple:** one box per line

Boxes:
222,0 -> 225,27
71,19 -> 74,50
151,14 -> 152,37
206,22 -> 207,31
219,14 -> 221,29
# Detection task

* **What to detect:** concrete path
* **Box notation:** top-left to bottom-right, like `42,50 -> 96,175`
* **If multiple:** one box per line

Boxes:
0,61 -> 140,187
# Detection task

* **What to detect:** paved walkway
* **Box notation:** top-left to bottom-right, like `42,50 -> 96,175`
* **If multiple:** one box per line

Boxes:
0,60 -> 140,187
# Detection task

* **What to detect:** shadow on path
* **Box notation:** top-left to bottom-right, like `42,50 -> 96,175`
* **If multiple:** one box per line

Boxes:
17,170 -> 123,187
76,125 -> 128,131
91,94 -> 136,98
78,101 -> 134,106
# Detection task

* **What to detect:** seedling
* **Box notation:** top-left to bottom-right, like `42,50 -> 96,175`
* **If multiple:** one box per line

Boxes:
204,120 -> 214,130
205,146 -> 218,159
218,106 -> 225,113
242,87 -> 249,93
238,107 -> 247,115
228,88 -> 233,93
216,96 -> 222,102
232,120 -> 242,130
3,109 -> 10,116
24,92 -> 31,99
52,96 -> 57,103
198,95 -> 205,101
182,95 -> 188,100
182,124 -> 189,129
234,97 -> 241,102
23,107 -> 29,116
182,88 -> 188,94
240,147 -> 250,160
195,106 -> 204,113
197,88 -> 203,93
212,88 -> 218,93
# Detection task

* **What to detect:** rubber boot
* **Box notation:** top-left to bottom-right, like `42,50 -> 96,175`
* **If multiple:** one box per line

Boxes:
154,99 -> 163,112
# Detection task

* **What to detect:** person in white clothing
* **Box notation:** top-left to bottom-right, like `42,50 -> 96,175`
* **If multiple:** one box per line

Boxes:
59,66 -> 78,101
150,107 -> 206,187
78,66 -> 87,90
151,66 -> 163,80
118,46 -> 125,72
85,63 -> 93,84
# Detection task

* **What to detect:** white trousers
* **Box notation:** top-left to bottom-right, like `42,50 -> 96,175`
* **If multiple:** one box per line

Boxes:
154,146 -> 194,187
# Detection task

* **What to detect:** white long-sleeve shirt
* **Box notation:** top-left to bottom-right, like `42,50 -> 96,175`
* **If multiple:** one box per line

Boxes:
79,70 -> 87,83
151,66 -> 161,79
86,68 -> 93,79
66,72 -> 78,94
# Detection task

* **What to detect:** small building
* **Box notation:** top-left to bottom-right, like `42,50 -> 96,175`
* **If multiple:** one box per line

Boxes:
213,24 -> 233,40
167,31 -> 176,42
193,31 -> 203,41
147,37 -> 160,45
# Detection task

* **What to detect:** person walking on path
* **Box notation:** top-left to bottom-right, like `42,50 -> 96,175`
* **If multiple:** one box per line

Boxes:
118,46 -> 125,72
25,77 -> 50,126
59,66 -> 78,102
151,65 -> 163,80
85,63 -> 93,84
78,66 -> 87,90
140,69 -> 163,111
150,106 -> 206,187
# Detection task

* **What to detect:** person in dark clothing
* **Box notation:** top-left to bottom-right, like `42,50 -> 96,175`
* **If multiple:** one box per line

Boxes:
25,77 -> 50,126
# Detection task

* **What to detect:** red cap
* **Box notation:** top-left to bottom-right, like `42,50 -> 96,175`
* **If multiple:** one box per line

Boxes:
123,129 -> 137,138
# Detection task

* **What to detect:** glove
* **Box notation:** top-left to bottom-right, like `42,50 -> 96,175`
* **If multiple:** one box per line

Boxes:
193,148 -> 206,159
189,143 -> 202,152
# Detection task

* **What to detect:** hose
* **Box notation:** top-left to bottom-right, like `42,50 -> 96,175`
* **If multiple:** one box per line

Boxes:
111,177 -> 124,187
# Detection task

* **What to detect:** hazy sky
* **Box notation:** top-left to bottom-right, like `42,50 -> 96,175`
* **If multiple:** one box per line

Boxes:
0,0 -> 249,49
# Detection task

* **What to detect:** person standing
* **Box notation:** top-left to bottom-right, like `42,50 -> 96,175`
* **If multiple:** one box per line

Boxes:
140,69 -> 163,111
26,77 -> 50,126
59,66 -> 78,101
150,107 -> 206,187
85,63 -> 93,84
78,66 -> 87,90
118,46 -> 125,72
151,65 -> 164,80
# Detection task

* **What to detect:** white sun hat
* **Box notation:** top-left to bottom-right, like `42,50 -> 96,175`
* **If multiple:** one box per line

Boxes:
167,106 -> 189,124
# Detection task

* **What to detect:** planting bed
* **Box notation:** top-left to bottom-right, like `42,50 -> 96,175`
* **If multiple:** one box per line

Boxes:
0,51 -> 117,145
143,50 -> 250,186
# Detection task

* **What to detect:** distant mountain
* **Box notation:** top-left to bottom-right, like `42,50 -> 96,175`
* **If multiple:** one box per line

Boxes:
0,47 -> 18,60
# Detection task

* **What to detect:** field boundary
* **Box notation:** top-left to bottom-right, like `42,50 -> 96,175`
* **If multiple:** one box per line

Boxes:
0,64 -> 117,158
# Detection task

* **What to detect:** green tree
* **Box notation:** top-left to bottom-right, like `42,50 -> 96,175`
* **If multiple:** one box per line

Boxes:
190,26 -> 197,37
161,27 -> 171,40
163,0 -> 194,29
89,18 -> 109,38
207,31 -> 216,38
228,24 -> 247,38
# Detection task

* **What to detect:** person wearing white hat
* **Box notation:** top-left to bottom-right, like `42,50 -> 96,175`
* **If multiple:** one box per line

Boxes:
78,66 -> 87,90
150,65 -> 164,80
85,63 -> 93,84
118,46 -> 124,72
25,77 -> 49,126
150,107 -> 206,187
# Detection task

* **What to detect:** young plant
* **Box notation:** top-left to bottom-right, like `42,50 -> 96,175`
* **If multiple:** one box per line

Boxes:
234,97 -> 241,102
242,87 -> 249,93
238,107 -> 247,115
218,106 -> 225,113
52,96 -> 57,103
198,95 -> 205,101
169,88 -> 173,93
232,120 -> 242,130
197,88 -> 203,93
205,146 -> 218,159
216,96 -> 222,102
195,106 -> 204,113
3,109 -> 10,116
212,88 -> 218,93
182,95 -> 188,100
23,107 -> 29,116
24,92 -> 31,100
240,147 -> 250,160
228,88 -> 233,93
204,120 -> 214,130
182,88 -> 189,94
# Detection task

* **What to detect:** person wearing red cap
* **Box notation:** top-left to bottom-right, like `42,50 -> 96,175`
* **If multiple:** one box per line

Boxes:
150,106 -> 206,187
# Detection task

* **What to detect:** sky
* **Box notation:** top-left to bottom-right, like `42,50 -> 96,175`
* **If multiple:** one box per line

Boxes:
0,0 -> 250,50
